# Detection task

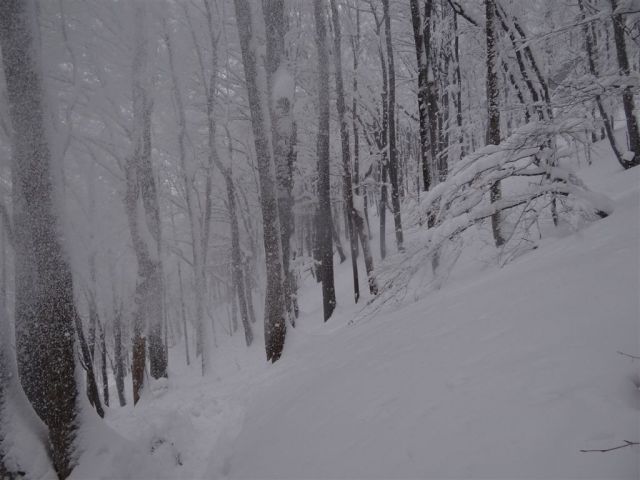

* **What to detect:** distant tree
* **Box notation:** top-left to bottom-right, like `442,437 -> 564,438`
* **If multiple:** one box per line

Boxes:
125,4 -> 167,403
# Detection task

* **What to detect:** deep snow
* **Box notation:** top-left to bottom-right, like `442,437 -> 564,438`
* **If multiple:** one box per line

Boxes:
74,153 -> 639,479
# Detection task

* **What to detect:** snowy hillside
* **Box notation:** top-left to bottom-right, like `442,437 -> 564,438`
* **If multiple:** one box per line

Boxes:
75,159 -> 639,479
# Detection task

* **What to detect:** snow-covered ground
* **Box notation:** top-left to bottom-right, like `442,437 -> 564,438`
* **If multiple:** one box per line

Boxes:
74,152 -> 639,479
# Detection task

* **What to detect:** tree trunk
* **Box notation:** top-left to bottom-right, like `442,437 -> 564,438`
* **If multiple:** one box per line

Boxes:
99,319 -> 109,407
409,0 -> 432,191
243,262 -> 257,324
610,0 -> 640,167
330,0 -> 360,303
578,0 -> 631,170
314,0 -> 336,321
263,0 -> 298,322
223,137 -> 253,346
0,1 -> 79,475
74,312 -> 104,418
376,15 -> 389,260
165,23 -> 211,374
234,0 -> 287,360
113,302 -> 126,406
125,5 -> 166,390
381,0 -> 404,251
485,0 -> 505,247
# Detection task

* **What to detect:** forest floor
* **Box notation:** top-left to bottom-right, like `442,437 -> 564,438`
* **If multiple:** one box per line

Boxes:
74,146 -> 639,479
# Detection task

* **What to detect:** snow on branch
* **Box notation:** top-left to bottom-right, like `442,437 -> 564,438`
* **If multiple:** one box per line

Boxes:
365,118 -> 613,315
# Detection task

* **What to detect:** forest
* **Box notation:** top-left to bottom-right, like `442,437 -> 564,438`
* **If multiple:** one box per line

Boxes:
0,0 -> 638,478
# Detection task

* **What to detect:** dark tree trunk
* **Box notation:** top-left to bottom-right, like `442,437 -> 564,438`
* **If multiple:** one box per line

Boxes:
243,262 -> 257,324
0,1 -> 79,475
382,0 -> 404,252
578,0 -> 631,169
376,14 -> 389,260
453,12 -> 465,158
314,0 -> 336,321
263,0 -> 298,322
132,335 -> 145,405
330,0 -> 360,303
99,319 -> 109,407
485,0 -> 505,247
409,0 -> 432,191
234,0 -> 287,359
610,0 -> 640,167
423,0 -> 441,191
113,302 -> 126,406
74,312 -> 104,418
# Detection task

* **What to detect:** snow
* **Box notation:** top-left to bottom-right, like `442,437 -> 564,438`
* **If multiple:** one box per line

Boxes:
73,157 -> 639,479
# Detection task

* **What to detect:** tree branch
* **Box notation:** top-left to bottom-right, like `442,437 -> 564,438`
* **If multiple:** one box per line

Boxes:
580,440 -> 639,453
447,0 -> 479,27
617,351 -> 640,360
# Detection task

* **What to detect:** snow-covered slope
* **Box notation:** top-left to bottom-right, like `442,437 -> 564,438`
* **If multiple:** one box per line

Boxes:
220,163 -> 639,479
80,160 -> 639,479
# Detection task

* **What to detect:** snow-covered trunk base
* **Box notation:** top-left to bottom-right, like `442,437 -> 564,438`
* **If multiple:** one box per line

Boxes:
0,315 -> 55,479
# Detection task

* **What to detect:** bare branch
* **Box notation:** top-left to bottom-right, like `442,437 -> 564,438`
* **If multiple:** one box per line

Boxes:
580,440 -> 639,453
617,351 -> 640,360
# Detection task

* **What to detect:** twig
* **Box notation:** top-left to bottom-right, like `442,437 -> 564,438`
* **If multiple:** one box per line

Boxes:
617,351 -> 640,360
580,440 -> 639,453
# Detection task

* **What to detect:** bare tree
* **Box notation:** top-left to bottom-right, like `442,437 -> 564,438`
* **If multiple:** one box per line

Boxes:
125,4 -> 167,403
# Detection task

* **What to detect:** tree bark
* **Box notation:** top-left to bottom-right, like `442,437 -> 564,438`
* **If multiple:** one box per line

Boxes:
224,132 -> 253,346
330,0 -> 360,303
113,301 -> 126,406
485,0 -> 505,247
409,0 -> 433,191
314,0 -> 336,321
381,0 -> 404,251
610,0 -> 640,167
125,5 -> 166,390
263,0 -> 298,322
234,0 -> 287,359
0,0 -> 79,475
578,0 -> 632,170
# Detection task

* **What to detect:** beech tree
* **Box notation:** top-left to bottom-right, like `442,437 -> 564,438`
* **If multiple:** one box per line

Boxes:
125,4 -> 167,402
484,0 -> 505,247
233,0 -> 287,360
0,0 -> 78,475
314,0 -> 337,320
